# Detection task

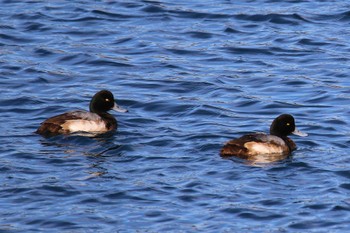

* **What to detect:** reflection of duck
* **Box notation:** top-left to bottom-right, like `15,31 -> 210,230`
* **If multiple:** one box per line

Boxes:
220,114 -> 307,162
36,90 -> 127,136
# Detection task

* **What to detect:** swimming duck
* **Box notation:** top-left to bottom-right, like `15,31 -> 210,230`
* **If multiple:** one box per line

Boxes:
220,114 -> 307,161
36,90 -> 127,136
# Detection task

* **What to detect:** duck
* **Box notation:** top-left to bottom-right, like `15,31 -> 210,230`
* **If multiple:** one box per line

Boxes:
220,114 -> 307,162
36,90 -> 127,136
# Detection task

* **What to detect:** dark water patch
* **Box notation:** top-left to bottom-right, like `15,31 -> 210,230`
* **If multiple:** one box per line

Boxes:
263,101 -> 303,109
324,118 -> 347,126
52,16 -> 106,23
238,212 -> 285,220
270,46 -> 313,56
280,78 -> 309,86
34,48 -> 55,56
0,166 -> 11,173
22,67 -> 47,74
235,13 -> 310,25
58,30 -> 107,36
142,5 -> 167,14
26,219 -> 78,229
79,197 -> 100,204
304,92 -> 332,104
117,1 -> 143,8
335,170 -> 350,179
86,59 -> 133,67
166,48 -> 206,56
144,210 -> 164,218
141,100 -> 189,116
1,65 -> 22,71
303,203 -> 331,210
186,31 -> 213,39
224,46 -> 273,55
332,204 -> 350,211
0,33 -> 35,43
104,191 -> 151,202
339,183 -> 350,190
40,185 -> 81,196
23,22 -> 50,32
0,187 -> 31,197
58,53 -> 90,63
0,24 -> 15,30
338,10 -> 350,21
91,9 -> 139,19
113,37 -> 133,45
0,97 -> 40,108
11,12 -> 49,21
169,9 -> 229,19
288,220 -> 338,230
224,27 -> 244,34
258,198 -> 286,207
177,194 -> 197,202
288,161 -> 315,170
298,38 -> 329,46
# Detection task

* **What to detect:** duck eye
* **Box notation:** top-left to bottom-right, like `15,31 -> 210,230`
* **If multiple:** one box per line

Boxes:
286,123 -> 290,126
105,98 -> 110,102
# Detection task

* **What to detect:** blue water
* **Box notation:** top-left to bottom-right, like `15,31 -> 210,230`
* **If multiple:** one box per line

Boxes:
1,0 -> 350,231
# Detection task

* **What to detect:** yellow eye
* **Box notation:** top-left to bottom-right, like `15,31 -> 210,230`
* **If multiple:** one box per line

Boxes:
286,123 -> 290,126
105,98 -> 110,102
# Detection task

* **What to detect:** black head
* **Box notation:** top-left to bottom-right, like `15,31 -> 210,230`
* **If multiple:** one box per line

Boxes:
89,90 -> 116,113
269,114 -> 296,137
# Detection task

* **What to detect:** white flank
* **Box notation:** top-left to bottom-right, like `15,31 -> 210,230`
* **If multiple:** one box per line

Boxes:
63,120 -> 106,133
245,142 -> 285,155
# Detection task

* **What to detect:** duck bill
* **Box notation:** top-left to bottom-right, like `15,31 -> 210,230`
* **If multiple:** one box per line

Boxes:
292,128 -> 308,137
112,102 -> 128,113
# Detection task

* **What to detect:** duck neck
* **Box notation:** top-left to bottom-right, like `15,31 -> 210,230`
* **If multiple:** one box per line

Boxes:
89,102 -> 104,114
270,130 -> 282,138
282,136 -> 296,152
271,131 -> 294,152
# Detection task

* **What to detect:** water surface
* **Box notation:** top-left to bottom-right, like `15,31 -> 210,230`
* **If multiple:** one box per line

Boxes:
1,0 -> 350,232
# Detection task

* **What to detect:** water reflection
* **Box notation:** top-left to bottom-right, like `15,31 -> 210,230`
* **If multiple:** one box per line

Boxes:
38,133 -> 124,178
222,153 -> 294,167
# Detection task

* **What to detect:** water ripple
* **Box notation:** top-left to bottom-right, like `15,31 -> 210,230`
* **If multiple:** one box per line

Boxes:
236,13 -> 310,25
1,0 -> 350,232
